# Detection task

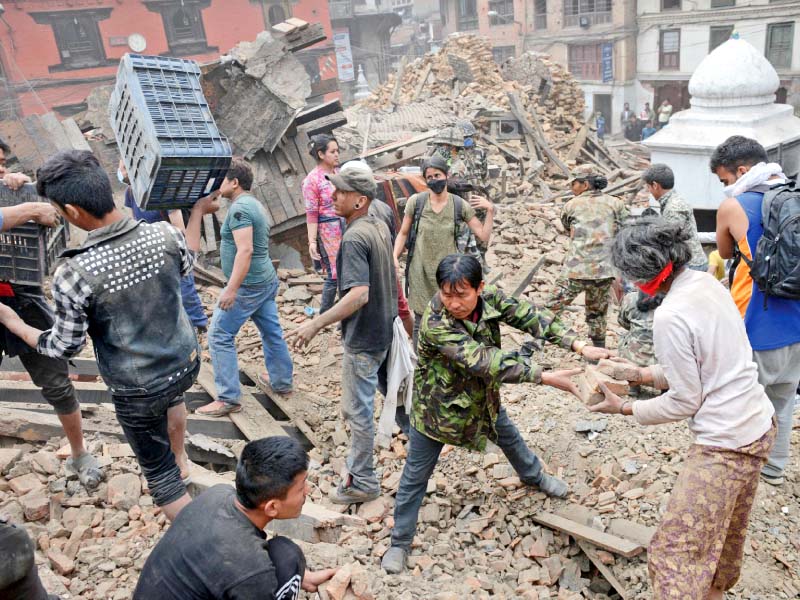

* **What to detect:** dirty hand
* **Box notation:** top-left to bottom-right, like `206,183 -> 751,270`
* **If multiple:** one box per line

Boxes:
589,382 -> 625,414
3,172 -> 32,191
580,345 -> 611,361
30,203 -> 60,228
194,191 -> 221,215
285,319 -> 321,350
301,568 -> 338,592
540,368 -> 582,399
469,195 -> 493,212
218,287 -> 237,311
308,241 -> 321,261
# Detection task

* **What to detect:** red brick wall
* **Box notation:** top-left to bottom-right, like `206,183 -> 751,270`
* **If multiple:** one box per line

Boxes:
0,0 -> 336,117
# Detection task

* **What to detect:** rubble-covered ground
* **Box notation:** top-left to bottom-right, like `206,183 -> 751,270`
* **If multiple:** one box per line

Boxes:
1,201 -> 798,600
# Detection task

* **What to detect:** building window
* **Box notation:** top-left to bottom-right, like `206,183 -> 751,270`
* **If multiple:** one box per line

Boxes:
766,22 -> 794,69
568,43 -> 603,80
710,0 -> 734,6
661,0 -> 680,10
659,29 -> 680,70
534,0 -> 547,30
268,5 -> 287,25
709,25 -> 733,52
144,0 -> 216,56
489,0 -> 514,25
457,0 -> 478,30
492,46 -> 516,63
31,9 -> 112,72
564,0 -> 612,28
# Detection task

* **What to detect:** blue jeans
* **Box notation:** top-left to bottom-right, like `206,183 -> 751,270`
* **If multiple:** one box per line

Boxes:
209,279 -> 293,403
320,277 -> 337,314
390,407 -> 543,549
341,346 -> 408,493
112,363 -> 198,507
180,272 -> 208,328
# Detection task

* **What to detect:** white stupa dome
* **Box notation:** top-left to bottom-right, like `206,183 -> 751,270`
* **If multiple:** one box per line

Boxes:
688,36 -> 780,108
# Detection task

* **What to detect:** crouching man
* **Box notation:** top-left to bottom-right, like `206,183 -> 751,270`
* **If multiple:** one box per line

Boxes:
0,150 -> 218,521
133,436 -> 337,600
382,254 -> 609,573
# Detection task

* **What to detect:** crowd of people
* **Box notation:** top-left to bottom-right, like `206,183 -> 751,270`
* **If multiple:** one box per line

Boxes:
0,127 -> 797,600
621,99 -> 675,141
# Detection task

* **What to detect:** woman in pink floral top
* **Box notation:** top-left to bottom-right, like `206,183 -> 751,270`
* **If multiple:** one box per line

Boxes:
303,134 -> 342,313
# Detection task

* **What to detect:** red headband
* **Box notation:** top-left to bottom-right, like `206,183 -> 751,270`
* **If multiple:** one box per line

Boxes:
635,262 -> 673,296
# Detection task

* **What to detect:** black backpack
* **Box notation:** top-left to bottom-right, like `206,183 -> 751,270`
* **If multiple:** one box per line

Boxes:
735,181 -> 800,304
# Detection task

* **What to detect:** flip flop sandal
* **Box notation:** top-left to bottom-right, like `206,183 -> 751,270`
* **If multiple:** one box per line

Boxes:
195,403 -> 243,418
65,453 -> 104,491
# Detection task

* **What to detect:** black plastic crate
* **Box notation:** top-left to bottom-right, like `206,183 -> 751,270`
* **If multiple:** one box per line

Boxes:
109,54 -> 231,211
0,183 -> 68,285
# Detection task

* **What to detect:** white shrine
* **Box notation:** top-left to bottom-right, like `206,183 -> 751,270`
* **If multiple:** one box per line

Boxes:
643,35 -> 800,230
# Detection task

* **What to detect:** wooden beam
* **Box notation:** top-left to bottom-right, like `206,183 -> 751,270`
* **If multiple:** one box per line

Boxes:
482,134 -> 528,163
390,56 -> 408,108
604,174 -> 641,196
196,363 -> 287,440
241,367 -> 321,449
567,123 -> 590,162
577,541 -> 631,600
360,113 -> 372,158
412,62 -> 432,102
532,512 -> 644,558
506,92 -> 570,178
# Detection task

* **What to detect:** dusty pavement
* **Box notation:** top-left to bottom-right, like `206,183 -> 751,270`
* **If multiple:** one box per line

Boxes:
1,199 -> 798,599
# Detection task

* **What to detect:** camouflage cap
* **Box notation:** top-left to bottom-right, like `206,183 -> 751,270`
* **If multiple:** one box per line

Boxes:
571,164 -> 596,180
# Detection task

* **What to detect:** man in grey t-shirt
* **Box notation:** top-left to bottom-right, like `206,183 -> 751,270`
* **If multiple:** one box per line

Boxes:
287,163 -> 402,505
643,164 -> 708,271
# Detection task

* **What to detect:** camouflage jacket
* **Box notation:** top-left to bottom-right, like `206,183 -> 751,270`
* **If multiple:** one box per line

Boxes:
411,285 -> 578,451
617,291 -> 657,366
658,190 -> 707,269
430,145 -> 488,185
561,191 -> 628,280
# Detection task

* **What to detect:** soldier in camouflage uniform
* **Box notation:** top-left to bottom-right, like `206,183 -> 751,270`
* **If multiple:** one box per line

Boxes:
545,165 -> 629,348
381,254 -> 609,574
618,290 -> 664,367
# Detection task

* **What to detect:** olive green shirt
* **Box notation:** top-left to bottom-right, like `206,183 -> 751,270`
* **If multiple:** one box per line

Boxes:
406,193 -> 475,315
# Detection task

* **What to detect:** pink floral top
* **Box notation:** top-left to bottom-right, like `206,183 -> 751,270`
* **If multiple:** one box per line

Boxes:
302,166 -> 343,279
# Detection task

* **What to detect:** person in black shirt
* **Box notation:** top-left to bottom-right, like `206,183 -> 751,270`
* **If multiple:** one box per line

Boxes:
133,437 -> 336,600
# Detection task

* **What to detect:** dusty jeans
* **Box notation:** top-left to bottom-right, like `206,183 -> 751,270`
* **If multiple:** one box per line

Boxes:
391,408 -> 543,549
753,342 -> 800,478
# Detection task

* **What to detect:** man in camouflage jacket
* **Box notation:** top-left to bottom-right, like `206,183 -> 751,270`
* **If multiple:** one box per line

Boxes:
382,254 -> 608,574
618,291 -> 662,367
545,165 -> 628,347
642,164 -> 708,271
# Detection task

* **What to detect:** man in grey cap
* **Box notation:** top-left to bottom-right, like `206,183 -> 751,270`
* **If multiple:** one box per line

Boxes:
286,162 -> 400,504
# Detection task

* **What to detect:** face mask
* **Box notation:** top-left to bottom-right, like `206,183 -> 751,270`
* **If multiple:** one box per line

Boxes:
427,178 -> 447,194
117,169 -> 129,185
463,137 -> 474,148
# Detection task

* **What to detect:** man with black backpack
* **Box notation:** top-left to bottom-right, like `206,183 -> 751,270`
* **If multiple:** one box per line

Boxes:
712,135 -> 800,487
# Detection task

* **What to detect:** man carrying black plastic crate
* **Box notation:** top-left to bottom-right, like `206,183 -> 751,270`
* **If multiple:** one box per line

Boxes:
0,140 -> 103,491
0,149 -> 219,522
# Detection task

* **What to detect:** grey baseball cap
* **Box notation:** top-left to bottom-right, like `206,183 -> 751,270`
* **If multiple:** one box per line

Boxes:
326,161 -> 376,199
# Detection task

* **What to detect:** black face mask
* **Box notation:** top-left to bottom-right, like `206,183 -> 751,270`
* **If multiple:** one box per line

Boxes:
427,178 -> 447,194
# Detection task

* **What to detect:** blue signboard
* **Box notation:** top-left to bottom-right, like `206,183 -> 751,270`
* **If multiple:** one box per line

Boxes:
602,42 -> 613,83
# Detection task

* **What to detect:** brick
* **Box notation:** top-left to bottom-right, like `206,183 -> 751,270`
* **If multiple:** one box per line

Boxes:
8,473 -> 44,496
0,448 -> 22,475
20,493 -> 50,521
107,473 -> 141,510
578,368 -> 629,406
47,549 -> 75,575
597,359 -> 641,383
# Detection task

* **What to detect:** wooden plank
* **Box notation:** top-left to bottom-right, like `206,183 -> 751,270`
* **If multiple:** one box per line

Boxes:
608,518 -> 656,549
390,56 -> 408,107
0,407 -> 122,442
567,123 -> 590,162
360,131 -> 437,161
577,540 -> 631,600
39,112 -> 72,151
483,134 -> 527,163
241,366 -> 321,449
511,255 -> 548,297
293,130 -> 317,173
506,92 -> 570,178
604,174 -> 641,196
532,512 -> 644,557
412,62 -> 432,101
196,363 -> 287,440
297,112 -> 348,138
202,213 -> 217,251
61,118 -> 91,151
360,113 -> 372,157
370,139 -> 431,171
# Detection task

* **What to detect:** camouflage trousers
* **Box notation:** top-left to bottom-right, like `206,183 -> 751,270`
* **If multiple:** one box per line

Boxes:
545,277 -> 614,342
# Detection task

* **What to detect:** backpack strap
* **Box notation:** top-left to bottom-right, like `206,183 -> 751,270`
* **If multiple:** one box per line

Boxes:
452,194 -> 463,242
404,192 -> 429,296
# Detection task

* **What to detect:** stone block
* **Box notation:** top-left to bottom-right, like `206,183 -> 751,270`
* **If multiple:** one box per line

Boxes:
20,492 -> 49,521
8,473 -> 44,496
107,473 -> 142,511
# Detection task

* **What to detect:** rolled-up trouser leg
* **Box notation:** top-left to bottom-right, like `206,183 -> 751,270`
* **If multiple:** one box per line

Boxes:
18,351 -> 79,415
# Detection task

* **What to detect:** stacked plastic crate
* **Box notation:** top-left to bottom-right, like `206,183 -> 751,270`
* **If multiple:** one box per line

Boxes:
109,54 -> 232,210
0,183 -> 68,285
